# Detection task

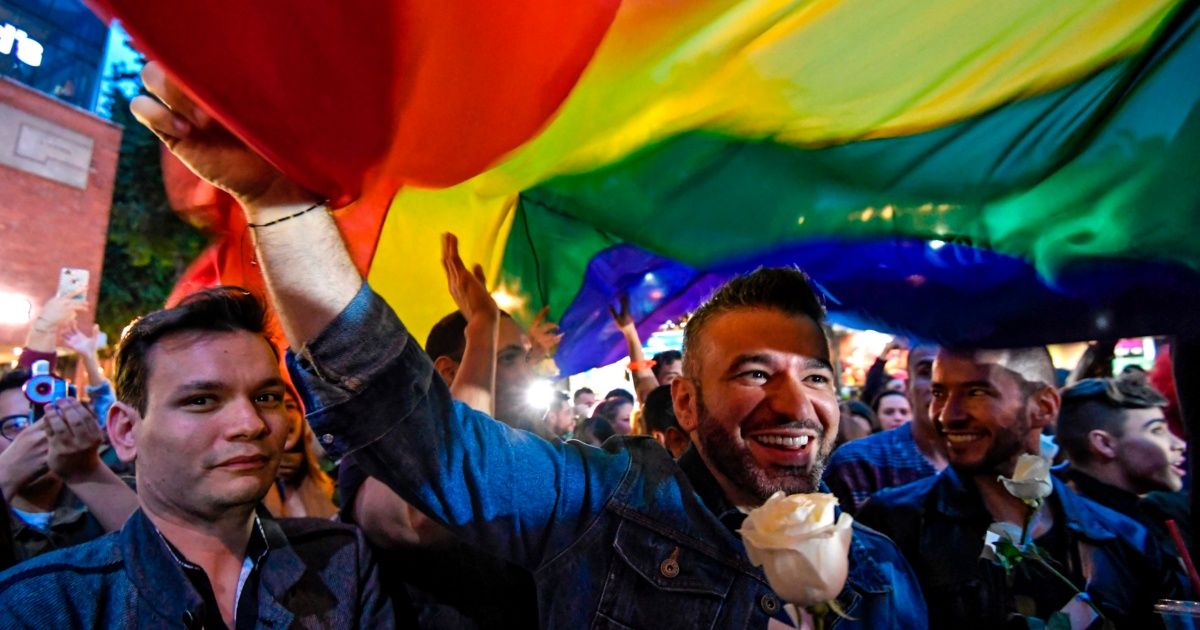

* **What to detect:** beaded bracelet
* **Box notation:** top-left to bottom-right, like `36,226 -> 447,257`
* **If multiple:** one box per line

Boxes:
246,200 -> 328,229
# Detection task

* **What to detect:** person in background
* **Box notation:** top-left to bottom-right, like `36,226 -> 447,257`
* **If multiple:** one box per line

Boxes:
263,391 -> 336,519
62,324 -> 115,429
544,391 -> 576,440
824,345 -> 945,513
860,339 -> 905,411
578,396 -> 634,446
836,400 -> 876,448
641,385 -> 688,457
873,390 -> 913,431
572,387 -> 596,421
1056,377 -> 1192,558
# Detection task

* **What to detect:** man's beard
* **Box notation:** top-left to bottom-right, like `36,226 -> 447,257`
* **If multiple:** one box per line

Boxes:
947,409 -> 1030,476
695,390 -> 832,502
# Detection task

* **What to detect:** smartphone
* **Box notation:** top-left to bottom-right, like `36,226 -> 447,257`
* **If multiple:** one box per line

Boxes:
57,267 -> 88,301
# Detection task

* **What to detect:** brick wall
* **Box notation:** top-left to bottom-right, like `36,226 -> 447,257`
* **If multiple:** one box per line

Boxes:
0,76 -> 122,352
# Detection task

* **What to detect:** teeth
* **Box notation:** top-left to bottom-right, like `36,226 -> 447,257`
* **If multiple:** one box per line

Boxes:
754,435 -> 811,448
945,434 -> 982,444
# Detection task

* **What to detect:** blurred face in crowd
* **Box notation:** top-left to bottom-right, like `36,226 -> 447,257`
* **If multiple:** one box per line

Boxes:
0,386 -> 32,454
876,393 -> 913,431
657,359 -> 683,386
493,317 -> 536,427
838,407 -> 873,445
607,401 -> 633,435
111,330 -> 289,520
675,308 -> 839,504
907,346 -> 937,428
931,350 -> 1053,477
276,393 -> 306,482
574,391 -> 596,418
1111,408 -> 1187,493
548,402 -> 575,436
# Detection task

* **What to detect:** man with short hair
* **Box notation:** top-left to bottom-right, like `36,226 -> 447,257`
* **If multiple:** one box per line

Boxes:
0,288 -> 390,628
1056,377 -> 1191,556
651,349 -> 684,385
858,348 -> 1181,628
572,387 -> 596,419
642,385 -> 689,457
824,344 -> 945,513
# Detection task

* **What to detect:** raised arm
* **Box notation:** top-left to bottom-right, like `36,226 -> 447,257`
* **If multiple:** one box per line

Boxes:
609,296 -> 657,404
131,62 -> 629,569
442,234 -> 499,415
131,62 -> 359,348
44,399 -> 137,530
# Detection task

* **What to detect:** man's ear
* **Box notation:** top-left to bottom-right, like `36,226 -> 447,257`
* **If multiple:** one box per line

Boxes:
1027,384 -> 1060,431
672,377 -> 700,433
433,356 -> 459,386
1087,429 -> 1119,461
106,402 -> 141,464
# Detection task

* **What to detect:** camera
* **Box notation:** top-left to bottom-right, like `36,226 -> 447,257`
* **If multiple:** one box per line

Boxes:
23,359 -> 76,418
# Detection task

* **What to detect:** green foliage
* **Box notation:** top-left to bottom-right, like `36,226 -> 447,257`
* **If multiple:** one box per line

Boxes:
96,86 -> 206,340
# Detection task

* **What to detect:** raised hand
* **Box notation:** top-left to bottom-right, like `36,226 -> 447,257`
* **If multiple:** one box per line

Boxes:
0,418 -> 49,501
529,306 -> 564,356
441,233 -> 499,323
607,295 -> 636,333
34,289 -> 86,333
43,399 -> 103,483
62,323 -> 103,357
130,61 -> 315,210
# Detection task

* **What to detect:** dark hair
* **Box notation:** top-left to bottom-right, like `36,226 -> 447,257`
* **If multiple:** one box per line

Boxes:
593,397 -> 632,423
682,267 -> 826,378
114,287 -> 273,415
572,387 -> 594,403
0,369 -> 30,397
651,350 -> 683,380
424,310 -> 515,362
871,390 -> 910,415
548,390 -> 571,414
425,311 -> 468,362
642,385 -> 681,433
1057,378 -> 1168,464
605,388 -> 635,404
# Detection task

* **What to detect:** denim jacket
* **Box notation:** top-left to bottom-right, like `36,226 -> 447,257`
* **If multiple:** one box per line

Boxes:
290,283 -> 927,628
0,508 -> 392,628
857,468 -> 1183,629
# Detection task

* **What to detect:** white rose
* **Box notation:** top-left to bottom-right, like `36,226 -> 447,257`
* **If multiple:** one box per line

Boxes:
740,492 -> 853,608
998,453 -> 1053,503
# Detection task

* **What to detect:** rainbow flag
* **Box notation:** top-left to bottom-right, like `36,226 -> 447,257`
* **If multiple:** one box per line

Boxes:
92,0 -> 1200,375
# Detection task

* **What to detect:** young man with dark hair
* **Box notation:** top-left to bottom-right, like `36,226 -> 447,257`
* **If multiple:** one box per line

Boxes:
0,288 -> 390,628
651,349 -> 683,385
642,384 -> 689,458
1056,377 -> 1191,556
858,348 -> 1182,628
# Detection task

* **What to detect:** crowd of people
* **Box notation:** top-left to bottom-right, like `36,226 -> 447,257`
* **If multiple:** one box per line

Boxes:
0,61 -> 1193,628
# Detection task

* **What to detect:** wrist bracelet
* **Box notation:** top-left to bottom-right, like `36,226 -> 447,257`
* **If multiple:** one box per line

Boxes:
628,359 -> 657,372
246,200 -> 328,229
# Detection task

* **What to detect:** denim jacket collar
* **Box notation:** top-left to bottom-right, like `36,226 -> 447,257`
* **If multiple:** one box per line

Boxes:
120,507 -> 306,626
931,467 -> 1118,541
675,446 -> 891,597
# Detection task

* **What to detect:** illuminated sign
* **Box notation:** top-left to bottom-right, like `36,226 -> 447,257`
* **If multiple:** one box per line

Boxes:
0,22 -> 43,67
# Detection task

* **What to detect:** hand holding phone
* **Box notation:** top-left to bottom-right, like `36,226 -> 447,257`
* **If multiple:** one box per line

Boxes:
57,268 -> 89,302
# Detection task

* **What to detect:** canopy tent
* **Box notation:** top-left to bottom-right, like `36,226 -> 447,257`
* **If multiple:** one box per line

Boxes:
90,0 -> 1200,375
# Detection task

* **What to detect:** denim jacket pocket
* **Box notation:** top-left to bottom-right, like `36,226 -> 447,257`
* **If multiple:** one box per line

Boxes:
593,518 -> 735,629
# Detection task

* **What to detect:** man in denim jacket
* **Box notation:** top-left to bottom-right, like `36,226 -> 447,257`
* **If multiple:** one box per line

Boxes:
126,61 -> 927,628
0,289 -> 391,628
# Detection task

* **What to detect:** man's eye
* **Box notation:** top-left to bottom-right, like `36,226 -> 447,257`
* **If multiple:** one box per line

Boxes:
184,396 -> 216,407
736,370 -> 770,382
930,390 -> 946,399
805,373 -> 831,385
256,392 -> 284,406
968,388 -> 989,397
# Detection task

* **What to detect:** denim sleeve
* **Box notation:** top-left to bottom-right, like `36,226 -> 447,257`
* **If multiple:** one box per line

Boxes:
288,283 -> 630,569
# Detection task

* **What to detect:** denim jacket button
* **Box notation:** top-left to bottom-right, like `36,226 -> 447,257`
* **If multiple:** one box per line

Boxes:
659,558 -> 680,578
321,433 -> 334,445
760,593 -> 780,614
181,610 -> 199,628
